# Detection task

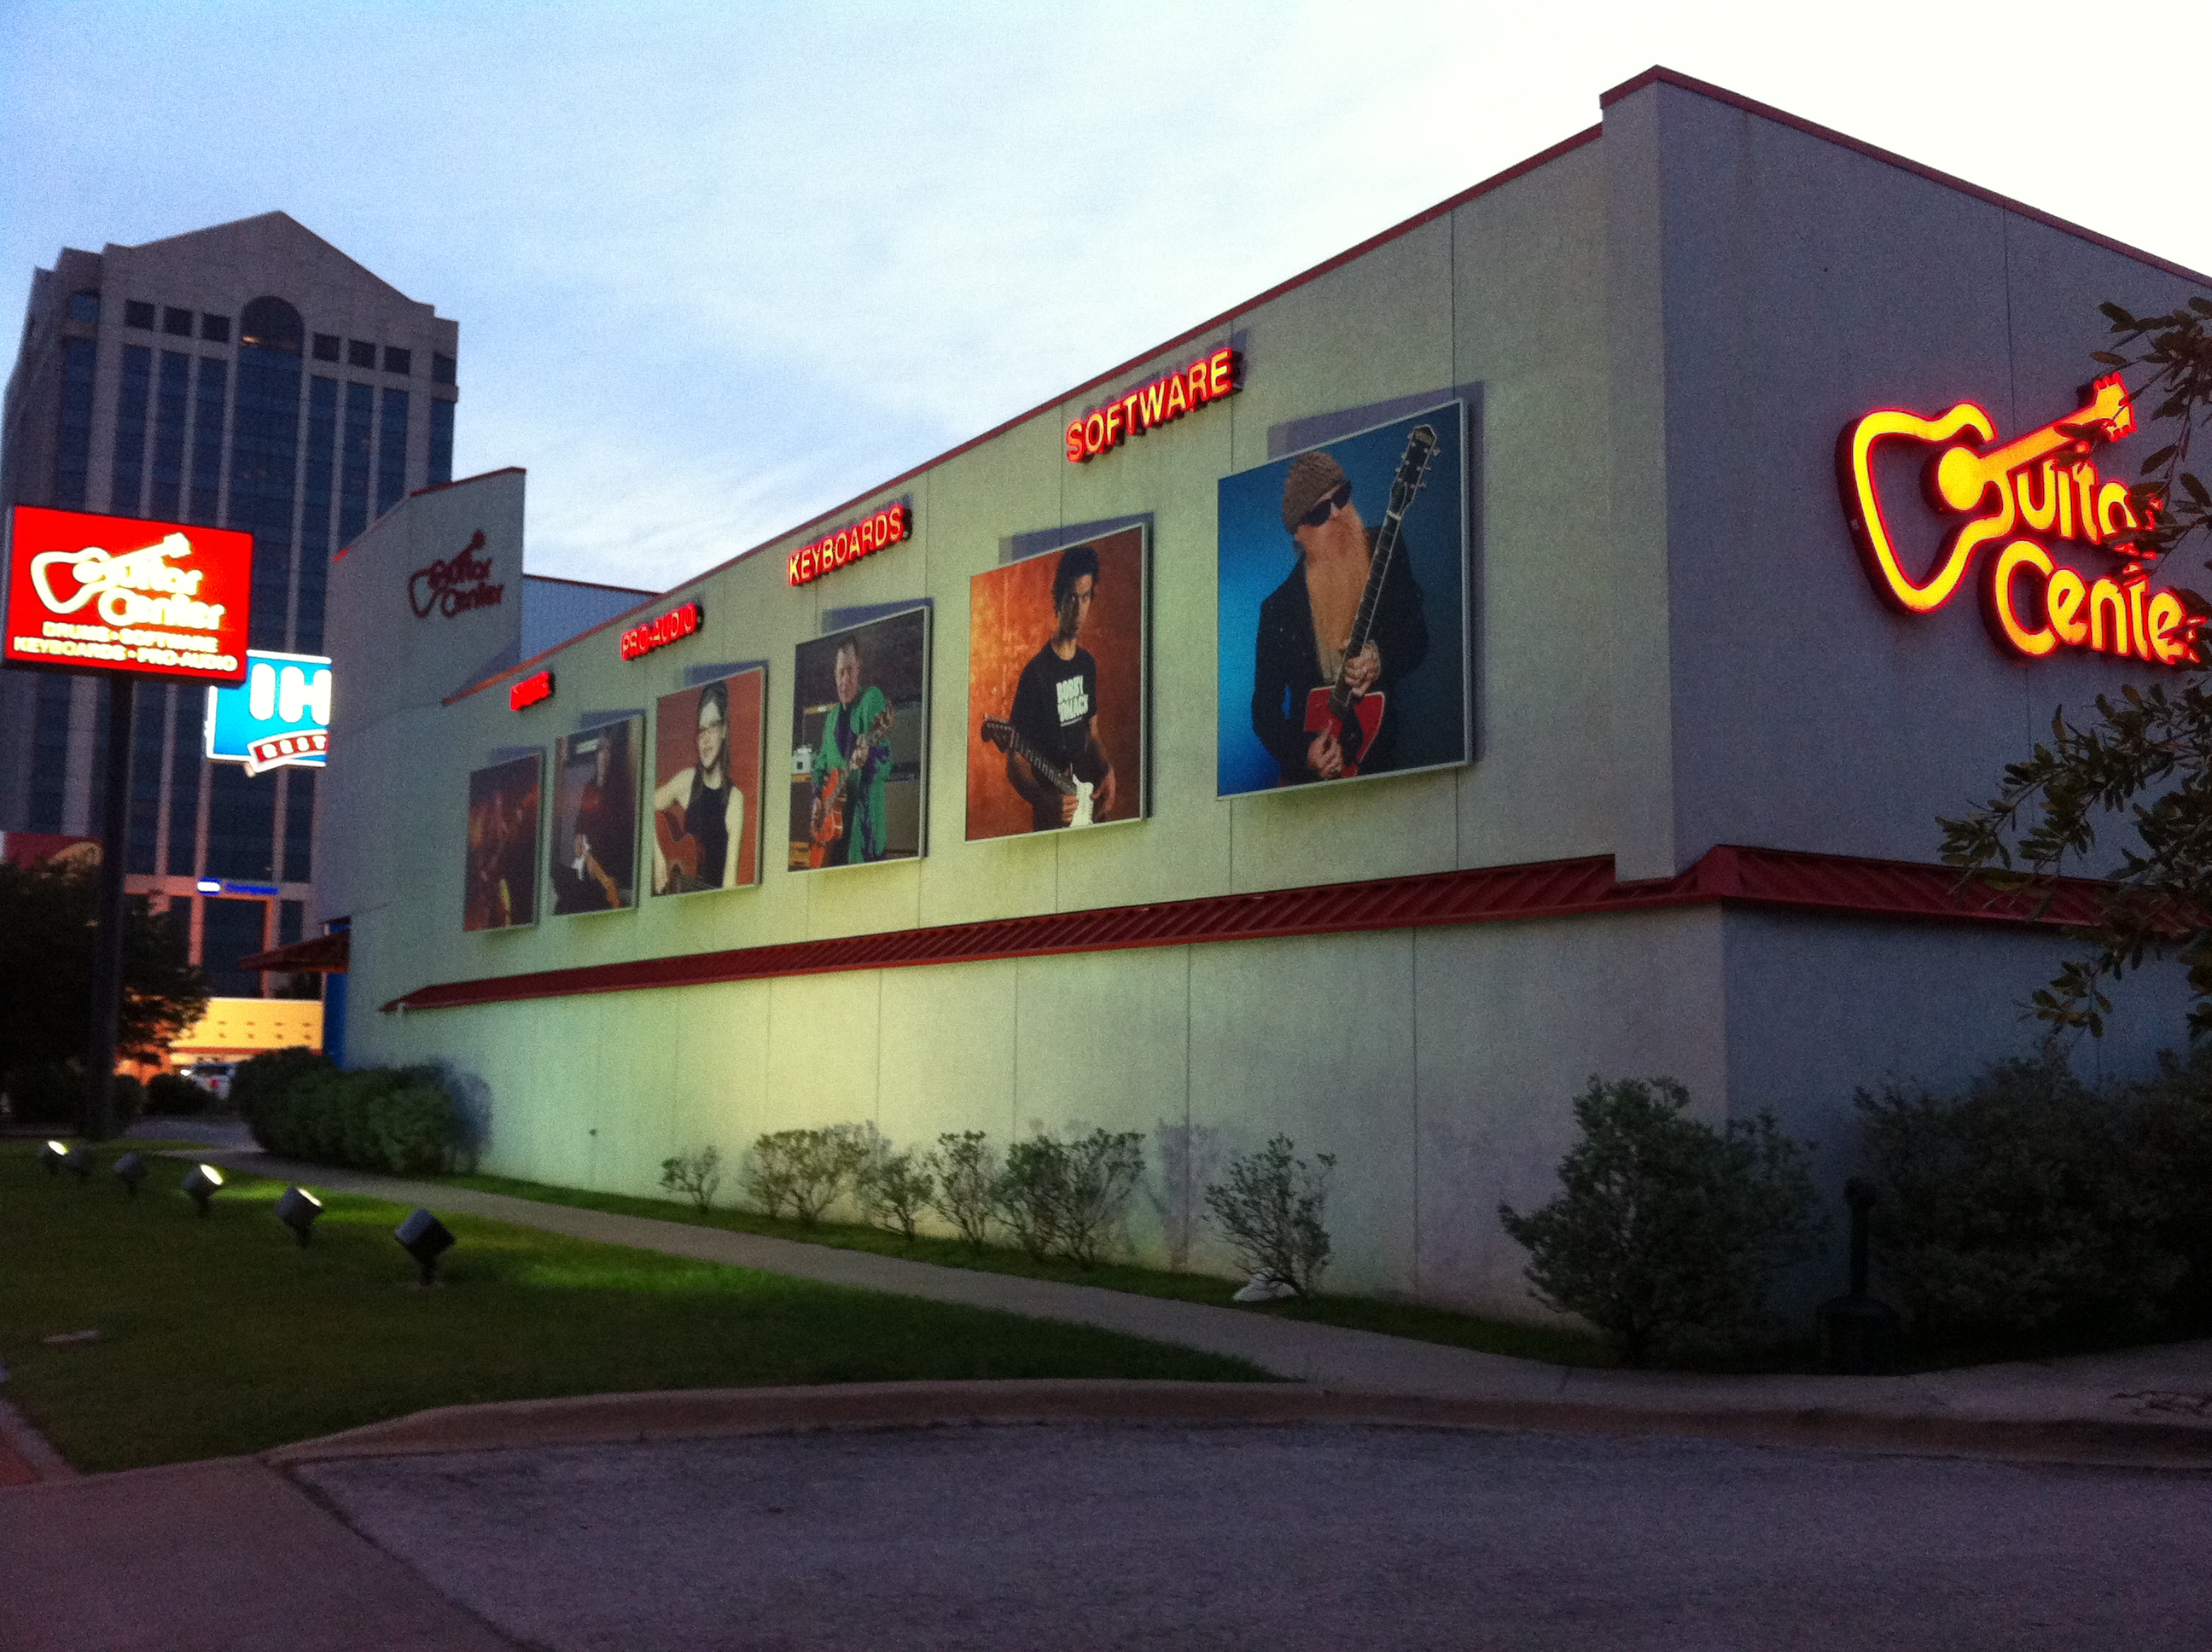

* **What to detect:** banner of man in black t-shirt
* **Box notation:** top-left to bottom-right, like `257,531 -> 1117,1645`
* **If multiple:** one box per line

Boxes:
967,526 -> 1145,841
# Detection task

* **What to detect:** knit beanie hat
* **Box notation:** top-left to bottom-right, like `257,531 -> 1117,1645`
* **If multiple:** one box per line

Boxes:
1280,449 -> 1350,535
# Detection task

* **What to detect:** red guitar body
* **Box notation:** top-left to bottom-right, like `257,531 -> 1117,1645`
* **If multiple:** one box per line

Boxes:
1301,687 -> 1385,778
656,805 -> 704,889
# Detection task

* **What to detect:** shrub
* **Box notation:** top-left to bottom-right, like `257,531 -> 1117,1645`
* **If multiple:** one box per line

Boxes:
239,1053 -> 457,1175
993,1128 -> 1145,1265
925,1131 -> 998,1251
2,1061 -> 82,1126
1499,1077 -> 1826,1367
236,1046 -> 334,1145
659,1145 -> 723,1213
1859,1056 -> 2199,1337
1204,1135 -> 1336,1296
745,1126 -> 869,1225
146,1070 -> 207,1117
108,1073 -> 144,1129
854,1126 -> 934,1240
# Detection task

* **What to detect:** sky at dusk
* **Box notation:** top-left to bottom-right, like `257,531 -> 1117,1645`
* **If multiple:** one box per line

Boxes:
3,1 -> 2199,595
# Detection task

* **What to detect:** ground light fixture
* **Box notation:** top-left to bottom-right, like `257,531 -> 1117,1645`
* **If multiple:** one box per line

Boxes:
274,1185 -> 324,1247
61,1144 -> 94,1183
180,1163 -> 224,1218
111,1151 -> 148,1195
393,1207 -> 454,1285
39,1139 -> 69,1176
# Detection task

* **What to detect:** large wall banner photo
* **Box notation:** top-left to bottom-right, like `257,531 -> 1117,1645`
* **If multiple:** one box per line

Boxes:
967,526 -> 1146,840
650,667 -> 765,894
550,715 -> 642,914
790,607 -> 929,870
463,752 -> 542,932
1216,401 -> 1469,796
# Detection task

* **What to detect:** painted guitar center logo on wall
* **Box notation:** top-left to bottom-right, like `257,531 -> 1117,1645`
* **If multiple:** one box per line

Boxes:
1839,375 -> 2203,665
408,529 -> 505,620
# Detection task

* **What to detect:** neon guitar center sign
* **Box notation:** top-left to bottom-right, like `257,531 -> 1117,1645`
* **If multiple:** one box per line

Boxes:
1840,375 -> 2199,666
4,505 -> 253,684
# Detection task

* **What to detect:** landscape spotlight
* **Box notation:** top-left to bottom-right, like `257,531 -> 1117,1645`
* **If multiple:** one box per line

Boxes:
39,1139 -> 69,1176
61,1145 -> 93,1183
180,1163 -> 224,1218
112,1152 -> 148,1195
275,1186 -> 324,1247
393,1207 -> 454,1286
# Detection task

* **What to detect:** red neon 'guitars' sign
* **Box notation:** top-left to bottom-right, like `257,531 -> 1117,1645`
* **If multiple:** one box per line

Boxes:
620,601 -> 701,660
787,504 -> 911,588
1839,375 -> 2202,666
1065,346 -> 1237,463
4,505 -> 253,684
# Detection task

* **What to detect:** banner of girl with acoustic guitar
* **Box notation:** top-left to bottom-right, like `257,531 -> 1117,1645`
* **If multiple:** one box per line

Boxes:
649,666 -> 764,895
550,716 -> 641,915
966,525 -> 1146,841
788,606 -> 929,871
1214,401 -> 1470,797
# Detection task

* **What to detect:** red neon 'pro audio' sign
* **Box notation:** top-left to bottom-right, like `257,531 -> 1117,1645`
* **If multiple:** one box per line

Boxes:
620,601 -> 701,661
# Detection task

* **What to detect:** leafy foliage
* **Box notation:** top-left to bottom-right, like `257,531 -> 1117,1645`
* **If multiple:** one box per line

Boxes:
1859,1054 -> 2212,1337
1941,301 -> 2212,1036
853,1126 -> 934,1240
1499,1077 -> 1826,1366
242,1050 -> 461,1175
0,860 -> 207,1111
924,1131 -> 999,1251
993,1129 -> 1146,1265
744,1126 -> 869,1225
658,1145 -> 723,1213
145,1070 -> 211,1116
1203,1135 -> 1336,1296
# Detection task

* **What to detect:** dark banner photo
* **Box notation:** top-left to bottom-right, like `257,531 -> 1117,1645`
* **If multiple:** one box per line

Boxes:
650,667 -> 764,894
550,715 -> 642,914
789,607 -> 929,870
967,526 -> 1145,841
463,752 -> 541,932
1216,401 -> 1468,796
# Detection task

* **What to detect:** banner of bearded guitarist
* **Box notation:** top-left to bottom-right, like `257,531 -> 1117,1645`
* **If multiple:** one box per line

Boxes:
789,605 -> 930,870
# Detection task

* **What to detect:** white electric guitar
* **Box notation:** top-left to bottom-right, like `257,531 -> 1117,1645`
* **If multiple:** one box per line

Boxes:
981,717 -> 1095,828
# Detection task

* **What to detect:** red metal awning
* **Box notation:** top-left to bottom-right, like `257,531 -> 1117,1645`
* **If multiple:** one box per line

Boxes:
238,929 -> 350,974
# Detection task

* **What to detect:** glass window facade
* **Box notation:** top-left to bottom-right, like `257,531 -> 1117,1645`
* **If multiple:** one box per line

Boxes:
189,357 -> 227,523
111,344 -> 152,515
26,675 -> 73,832
428,398 -> 454,486
201,314 -> 230,343
298,376 -> 337,652
311,333 -> 340,362
375,387 -> 409,516
382,346 -> 411,375
162,306 -> 193,337
206,763 -> 276,881
149,351 -> 189,519
282,770 -> 316,882
338,381 -> 372,545
125,300 -> 155,330
346,340 -> 375,369
69,292 -> 100,323
55,337 -> 96,509
200,896 -> 267,997
165,735 -> 201,876
432,352 -> 456,386
230,344 -> 303,649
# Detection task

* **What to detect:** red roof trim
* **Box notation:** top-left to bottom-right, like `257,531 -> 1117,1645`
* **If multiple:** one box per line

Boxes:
1601,67 -> 2212,288
240,930 -> 351,974
381,845 -> 2105,1013
438,121 -> 1606,708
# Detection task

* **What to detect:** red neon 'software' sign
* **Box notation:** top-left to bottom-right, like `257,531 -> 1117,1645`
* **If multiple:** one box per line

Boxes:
1064,346 -> 1237,463
509,669 -> 554,711
1839,375 -> 2202,666
620,601 -> 701,660
4,504 -> 253,684
787,503 -> 911,588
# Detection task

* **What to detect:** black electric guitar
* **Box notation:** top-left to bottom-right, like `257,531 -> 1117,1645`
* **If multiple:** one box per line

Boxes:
981,717 -> 1095,827
1301,422 -> 1440,776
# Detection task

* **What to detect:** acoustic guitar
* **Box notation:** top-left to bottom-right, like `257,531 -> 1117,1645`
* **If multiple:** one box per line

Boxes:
980,716 -> 1095,828
655,805 -> 717,894
1301,422 -> 1440,777
809,704 -> 895,868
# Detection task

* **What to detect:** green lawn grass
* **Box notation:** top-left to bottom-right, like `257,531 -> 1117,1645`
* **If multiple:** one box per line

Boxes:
0,1144 -> 1269,1474
439,1171 -> 1612,1369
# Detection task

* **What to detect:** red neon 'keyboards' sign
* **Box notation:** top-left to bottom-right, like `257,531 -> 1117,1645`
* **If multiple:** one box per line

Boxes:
787,504 -> 911,588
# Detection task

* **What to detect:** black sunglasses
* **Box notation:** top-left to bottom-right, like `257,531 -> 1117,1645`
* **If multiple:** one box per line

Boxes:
1301,481 -> 1353,528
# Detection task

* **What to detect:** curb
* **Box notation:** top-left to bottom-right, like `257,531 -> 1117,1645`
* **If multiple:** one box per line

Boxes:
263,1379 -> 2212,1471
0,1398 -> 77,1482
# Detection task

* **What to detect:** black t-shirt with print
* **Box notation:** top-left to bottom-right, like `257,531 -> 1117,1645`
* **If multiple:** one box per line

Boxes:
1010,642 -> 1099,829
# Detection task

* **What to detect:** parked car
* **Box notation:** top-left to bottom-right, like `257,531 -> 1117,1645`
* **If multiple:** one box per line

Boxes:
184,1062 -> 236,1101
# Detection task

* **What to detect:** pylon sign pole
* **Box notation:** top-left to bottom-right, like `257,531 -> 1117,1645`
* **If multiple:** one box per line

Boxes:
82,676 -> 135,1140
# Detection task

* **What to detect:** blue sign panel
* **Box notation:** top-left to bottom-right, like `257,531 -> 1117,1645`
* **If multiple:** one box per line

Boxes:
204,650 -> 331,774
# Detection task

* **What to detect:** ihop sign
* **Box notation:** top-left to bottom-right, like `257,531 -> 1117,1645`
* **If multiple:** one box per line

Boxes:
205,651 -> 332,775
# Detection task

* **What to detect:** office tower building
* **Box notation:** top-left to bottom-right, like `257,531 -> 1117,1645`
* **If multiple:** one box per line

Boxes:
0,212 -> 459,1026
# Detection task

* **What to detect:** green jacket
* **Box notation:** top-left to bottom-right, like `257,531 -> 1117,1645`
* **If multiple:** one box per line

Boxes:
812,686 -> 890,863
